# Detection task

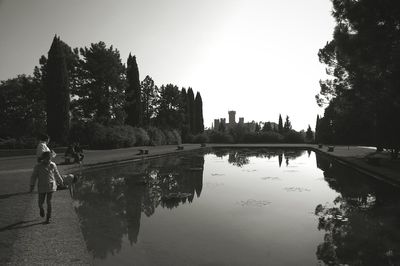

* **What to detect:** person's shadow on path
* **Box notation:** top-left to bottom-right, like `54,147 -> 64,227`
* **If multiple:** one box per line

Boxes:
0,219 -> 48,232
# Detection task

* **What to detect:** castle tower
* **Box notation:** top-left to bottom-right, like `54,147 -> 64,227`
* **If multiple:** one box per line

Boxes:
239,117 -> 244,124
214,119 -> 220,130
228,111 -> 236,125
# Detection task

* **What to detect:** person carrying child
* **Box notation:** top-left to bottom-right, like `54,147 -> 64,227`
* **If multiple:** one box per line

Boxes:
30,151 -> 64,224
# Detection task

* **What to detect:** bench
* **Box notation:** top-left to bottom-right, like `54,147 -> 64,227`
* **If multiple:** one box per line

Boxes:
318,144 -> 323,148
327,146 -> 334,152
137,149 -> 149,155
177,145 -> 184,150
200,143 -> 206,147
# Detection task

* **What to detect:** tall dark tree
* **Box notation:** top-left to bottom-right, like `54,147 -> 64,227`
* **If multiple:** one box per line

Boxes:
283,115 -> 292,133
317,0 -> 400,154
141,75 -> 158,126
186,88 -> 195,133
180,88 -> 190,140
315,115 -> 320,143
262,121 -> 272,132
278,114 -> 283,133
125,54 -> 142,127
194,92 -> 204,134
44,35 -> 70,144
306,125 -> 314,142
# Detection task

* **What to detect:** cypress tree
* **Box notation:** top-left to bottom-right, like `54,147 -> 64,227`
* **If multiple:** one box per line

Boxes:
194,92 -> 204,134
45,35 -> 70,144
315,115 -> 320,143
187,88 -> 195,133
283,115 -> 292,132
125,54 -> 142,127
278,114 -> 283,133
306,125 -> 313,141
180,88 -> 190,140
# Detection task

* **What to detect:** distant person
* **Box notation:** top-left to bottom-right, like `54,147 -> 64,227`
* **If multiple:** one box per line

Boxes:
36,134 -> 56,162
74,142 -> 84,163
30,151 -> 64,224
64,142 -> 84,164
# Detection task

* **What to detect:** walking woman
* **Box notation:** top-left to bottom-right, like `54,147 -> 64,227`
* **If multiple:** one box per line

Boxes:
30,151 -> 64,223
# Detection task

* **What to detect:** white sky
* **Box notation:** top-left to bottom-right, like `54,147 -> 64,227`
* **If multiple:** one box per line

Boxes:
0,0 -> 335,130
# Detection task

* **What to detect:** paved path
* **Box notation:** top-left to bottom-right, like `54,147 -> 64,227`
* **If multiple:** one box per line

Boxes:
0,143 -> 399,265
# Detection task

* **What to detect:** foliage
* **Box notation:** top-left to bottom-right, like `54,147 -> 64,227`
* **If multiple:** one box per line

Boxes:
125,54 -> 142,127
75,41 -> 125,125
162,129 -> 182,145
242,131 -> 284,143
283,115 -> 292,133
45,35 -> 71,144
155,84 -> 183,128
278,114 -> 283,133
316,0 -> 400,154
141,75 -> 159,126
146,126 -> 167,146
194,92 -> 204,134
132,127 -> 150,146
306,125 -> 314,142
208,130 -> 234,143
86,123 -> 136,149
0,75 -> 45,138
283,130 -> 305,143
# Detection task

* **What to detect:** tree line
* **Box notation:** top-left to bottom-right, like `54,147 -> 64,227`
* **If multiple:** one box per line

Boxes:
315,0 -> 400,158
0,35 -> 204,148
209,114 -> 314,144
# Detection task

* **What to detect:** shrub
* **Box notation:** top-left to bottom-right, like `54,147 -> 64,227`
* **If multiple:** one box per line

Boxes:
242,131 -> 283,143
283,130 -> 305,143
87,123 -> 136,149
208,130 -> 234,143
163,129 -> 182,145
189,133 -> 209,143
146,127 -> 167,146
0,137 -> 37,149
133,127 -> 150,146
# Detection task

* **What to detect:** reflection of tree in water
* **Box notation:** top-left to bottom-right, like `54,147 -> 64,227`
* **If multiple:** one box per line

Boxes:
213,148 -> 305,168
72,153 -> 204,259
315,153 -> 400,265
228,152 -> 250,167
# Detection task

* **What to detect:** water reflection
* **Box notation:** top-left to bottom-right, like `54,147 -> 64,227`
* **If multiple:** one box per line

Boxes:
213,148 -> 305,168
315,153 -> 400,265
72,154 -> 204,259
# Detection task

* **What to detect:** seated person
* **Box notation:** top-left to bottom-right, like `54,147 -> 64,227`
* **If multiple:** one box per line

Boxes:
74,143 -> 84,163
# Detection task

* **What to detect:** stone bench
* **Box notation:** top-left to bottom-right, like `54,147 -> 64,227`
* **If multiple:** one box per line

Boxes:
137,149 -> 149,155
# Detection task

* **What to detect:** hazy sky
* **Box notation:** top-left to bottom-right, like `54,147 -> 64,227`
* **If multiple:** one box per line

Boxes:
0,0 -> 335,130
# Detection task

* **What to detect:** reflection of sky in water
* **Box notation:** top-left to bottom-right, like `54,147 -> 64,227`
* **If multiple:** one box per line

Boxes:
72,149 -> 400,266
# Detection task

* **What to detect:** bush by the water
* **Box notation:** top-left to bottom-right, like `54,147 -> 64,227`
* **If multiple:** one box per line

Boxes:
68,122 -> 183,149
242,131 -> 284,143
0,137 -> 37,149
206,129 -> 305,144
186,133 -> 209,144
208,131 -> 234,143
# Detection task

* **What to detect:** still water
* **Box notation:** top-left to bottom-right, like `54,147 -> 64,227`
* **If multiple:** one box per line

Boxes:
71,148 -> 400,265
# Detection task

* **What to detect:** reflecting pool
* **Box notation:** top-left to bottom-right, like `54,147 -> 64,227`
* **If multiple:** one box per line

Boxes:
71,148 -> 400,265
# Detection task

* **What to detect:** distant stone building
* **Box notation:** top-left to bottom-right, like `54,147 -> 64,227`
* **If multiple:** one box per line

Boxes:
212,110 -> 257,132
